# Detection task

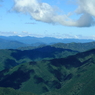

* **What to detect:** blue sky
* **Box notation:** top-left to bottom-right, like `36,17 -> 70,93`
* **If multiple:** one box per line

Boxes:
0,0 -> 95,39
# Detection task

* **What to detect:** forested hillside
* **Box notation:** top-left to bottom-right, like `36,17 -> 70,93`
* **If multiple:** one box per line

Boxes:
0,49 -> 95,94
0,46 -> 78,71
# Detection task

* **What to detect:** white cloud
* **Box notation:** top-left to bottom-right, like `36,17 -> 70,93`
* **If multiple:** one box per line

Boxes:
76,0 -> 95,16
75,0 -> 95,27
13,0 -> 56,23
0,31 -> 18,36
13,0 -> 95,27
1,31 -> 95,40
76,13 -> 94,27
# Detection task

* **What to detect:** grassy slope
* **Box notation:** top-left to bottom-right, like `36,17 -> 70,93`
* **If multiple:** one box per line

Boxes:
0,49 -> 95,94
42,59 -> 95,95
42,49 -> 95,95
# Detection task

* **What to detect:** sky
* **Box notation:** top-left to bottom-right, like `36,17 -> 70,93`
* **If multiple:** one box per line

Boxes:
0,0 -> 95,39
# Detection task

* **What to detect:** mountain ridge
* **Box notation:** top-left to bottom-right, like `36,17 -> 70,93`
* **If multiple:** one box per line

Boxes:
0,36 -> 95,50
0,46 -> 78,71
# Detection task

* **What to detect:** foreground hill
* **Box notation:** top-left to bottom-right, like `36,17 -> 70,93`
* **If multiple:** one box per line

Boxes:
0,46 -> 78,71
0,49 -> 95,94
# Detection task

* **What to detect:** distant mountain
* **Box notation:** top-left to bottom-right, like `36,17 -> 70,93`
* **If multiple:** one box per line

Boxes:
0,38 -> 27,49
0,36 -> 95,49
0,49 -> 95,94
52,42 -> 95,52
0,36 -> 94,45
0,46 -> 78,71
19,41 -> 95,52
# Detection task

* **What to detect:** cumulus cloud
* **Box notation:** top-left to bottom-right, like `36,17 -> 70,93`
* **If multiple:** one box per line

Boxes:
76,0 -> 95,16
13,0 -> 95,27
13,0 -> 56,23
75,0 -> 95,27
76,13 -> 94,27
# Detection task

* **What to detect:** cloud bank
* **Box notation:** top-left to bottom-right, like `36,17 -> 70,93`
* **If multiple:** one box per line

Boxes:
13,0 -> 95,27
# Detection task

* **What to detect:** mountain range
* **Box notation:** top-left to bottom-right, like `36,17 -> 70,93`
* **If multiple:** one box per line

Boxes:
0,36 -> 95,95
0,46 -> 78,71
0,36 -> 94,49
0,48 -> 95,94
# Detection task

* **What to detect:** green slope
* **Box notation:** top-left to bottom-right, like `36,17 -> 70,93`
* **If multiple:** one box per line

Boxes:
0,49 -> 95,94
42,58 -> 95,95
42,49 -> 95,95
0,46 -> 78,71
0,49 -> 19,71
